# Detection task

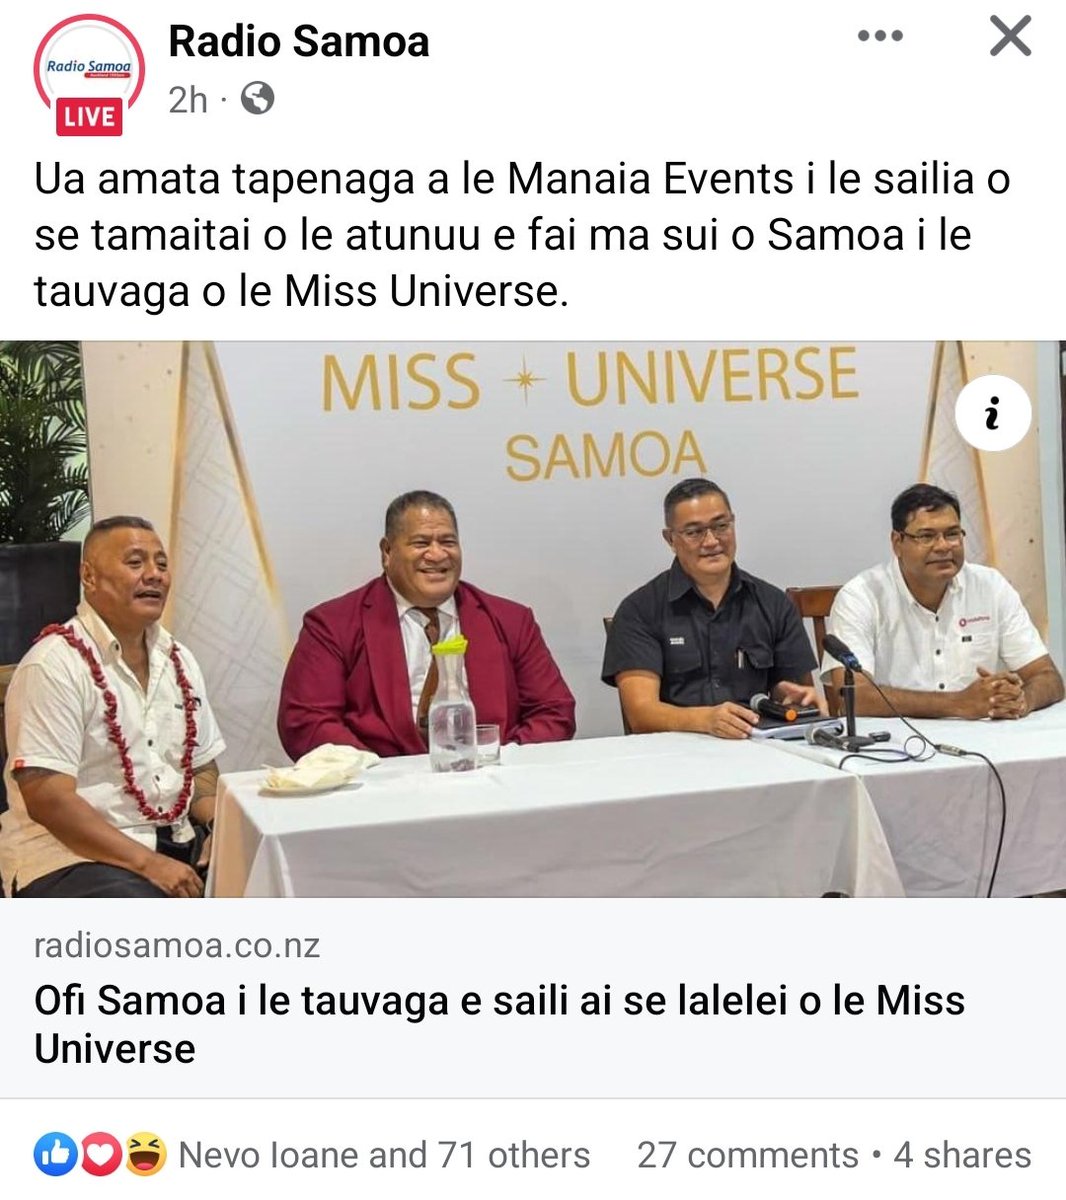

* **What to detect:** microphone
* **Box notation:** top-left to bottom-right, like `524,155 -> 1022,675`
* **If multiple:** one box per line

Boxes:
749,692 -> 819,722
804,724 -> 842,748
822,634 -> 863,673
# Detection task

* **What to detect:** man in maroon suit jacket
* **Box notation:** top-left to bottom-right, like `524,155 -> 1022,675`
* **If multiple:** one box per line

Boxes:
278,490 -> 576,759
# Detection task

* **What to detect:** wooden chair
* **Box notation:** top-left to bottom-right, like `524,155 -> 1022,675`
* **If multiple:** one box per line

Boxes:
601,617 -> 633,734
785,587 -> 841,715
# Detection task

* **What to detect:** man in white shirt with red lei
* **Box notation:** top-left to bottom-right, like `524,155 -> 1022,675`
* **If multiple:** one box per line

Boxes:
0,516 -> 225,897
823,484 -> 1064,719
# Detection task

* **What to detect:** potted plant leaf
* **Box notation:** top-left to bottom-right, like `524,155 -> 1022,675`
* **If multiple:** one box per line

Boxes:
0,341 -> 89,664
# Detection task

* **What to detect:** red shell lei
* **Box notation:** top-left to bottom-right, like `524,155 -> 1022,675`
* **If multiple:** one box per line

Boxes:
35,622 -> 198,823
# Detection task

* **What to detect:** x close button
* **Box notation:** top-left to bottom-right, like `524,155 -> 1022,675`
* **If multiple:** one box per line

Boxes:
990,14 -> 1032,56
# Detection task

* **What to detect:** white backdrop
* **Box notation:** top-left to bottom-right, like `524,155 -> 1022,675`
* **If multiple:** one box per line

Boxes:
209,341 -> 937,744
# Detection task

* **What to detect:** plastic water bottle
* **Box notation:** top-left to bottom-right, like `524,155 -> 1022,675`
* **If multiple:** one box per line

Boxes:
428,635 -> 477,772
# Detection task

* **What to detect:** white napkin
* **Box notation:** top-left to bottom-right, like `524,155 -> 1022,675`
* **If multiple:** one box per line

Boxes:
264,744 -> 380,791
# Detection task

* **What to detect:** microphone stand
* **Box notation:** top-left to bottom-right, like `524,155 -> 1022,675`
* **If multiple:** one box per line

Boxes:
838,666 -> 879,751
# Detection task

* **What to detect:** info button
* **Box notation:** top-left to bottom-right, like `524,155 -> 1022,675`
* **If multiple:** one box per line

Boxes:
954,375 -> 1032,451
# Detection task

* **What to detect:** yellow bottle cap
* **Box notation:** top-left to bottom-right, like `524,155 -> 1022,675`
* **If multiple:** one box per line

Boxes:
431,634 -> 469,656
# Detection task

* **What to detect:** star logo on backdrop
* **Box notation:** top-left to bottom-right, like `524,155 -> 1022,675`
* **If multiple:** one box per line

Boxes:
505,357 -> 545,404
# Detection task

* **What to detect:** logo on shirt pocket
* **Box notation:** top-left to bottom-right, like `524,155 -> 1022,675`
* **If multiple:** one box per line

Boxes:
959,615 -> 991,628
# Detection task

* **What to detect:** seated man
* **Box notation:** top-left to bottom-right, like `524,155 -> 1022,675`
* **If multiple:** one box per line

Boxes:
0,516 -> 224,898
278,490 -> 576,758
823,483 -> 1064,717
602,478 -> 819,739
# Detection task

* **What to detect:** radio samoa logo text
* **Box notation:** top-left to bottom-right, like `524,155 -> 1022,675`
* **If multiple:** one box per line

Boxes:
35,14 -> 145,136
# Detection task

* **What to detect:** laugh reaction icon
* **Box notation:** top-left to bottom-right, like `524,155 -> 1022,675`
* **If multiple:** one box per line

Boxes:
126,1132 -> 167,1175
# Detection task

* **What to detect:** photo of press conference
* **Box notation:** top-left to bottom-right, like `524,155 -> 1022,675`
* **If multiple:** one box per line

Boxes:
2,340 -> 1064,900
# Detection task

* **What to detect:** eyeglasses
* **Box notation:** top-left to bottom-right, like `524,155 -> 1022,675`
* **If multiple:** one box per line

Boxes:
670,517 -> 736,546
899,528 -> 966,547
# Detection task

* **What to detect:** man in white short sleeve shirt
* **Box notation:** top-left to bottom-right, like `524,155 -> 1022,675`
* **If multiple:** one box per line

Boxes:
0,516 -> 225,897
823,484 -> 1064,719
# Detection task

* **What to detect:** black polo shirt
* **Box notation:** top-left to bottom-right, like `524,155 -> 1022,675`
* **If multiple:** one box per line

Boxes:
602,559 -> 816,706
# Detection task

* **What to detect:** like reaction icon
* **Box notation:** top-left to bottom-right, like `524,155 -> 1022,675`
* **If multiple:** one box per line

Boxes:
34,1131 -> 78,1176
82,1132 -> 123,1176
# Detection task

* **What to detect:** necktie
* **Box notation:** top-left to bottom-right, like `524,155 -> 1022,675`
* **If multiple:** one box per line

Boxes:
415,607 -> 440,738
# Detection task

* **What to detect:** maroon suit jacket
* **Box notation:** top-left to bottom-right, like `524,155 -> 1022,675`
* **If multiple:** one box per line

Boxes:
277,576 -> 576,759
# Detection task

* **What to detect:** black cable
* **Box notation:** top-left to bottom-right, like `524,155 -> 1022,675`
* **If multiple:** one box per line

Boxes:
851,676 -> 939,754
933,746 -> 1008,898
835,732 -> 937,769
845,673 -> 1008,898
821,689 -> 936,768
838,747 -> 922,770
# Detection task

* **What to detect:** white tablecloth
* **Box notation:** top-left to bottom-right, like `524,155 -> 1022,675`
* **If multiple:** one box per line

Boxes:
208,733 -> 903,898
769,701 -> 1066,897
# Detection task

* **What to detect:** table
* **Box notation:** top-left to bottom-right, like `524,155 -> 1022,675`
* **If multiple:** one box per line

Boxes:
769,701 -> 1066,897
207,733 -> 903,898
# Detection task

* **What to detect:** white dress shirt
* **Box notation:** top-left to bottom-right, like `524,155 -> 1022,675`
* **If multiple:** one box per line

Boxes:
0,602 -> 225,894
821,558 -> 1048,692
387,581 -> 462,721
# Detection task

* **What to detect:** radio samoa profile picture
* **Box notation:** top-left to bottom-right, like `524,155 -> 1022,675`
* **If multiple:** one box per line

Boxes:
34,14 -> 145,136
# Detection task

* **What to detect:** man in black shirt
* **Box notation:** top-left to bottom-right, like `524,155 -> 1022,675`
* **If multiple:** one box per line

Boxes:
603,478 -> 820,738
